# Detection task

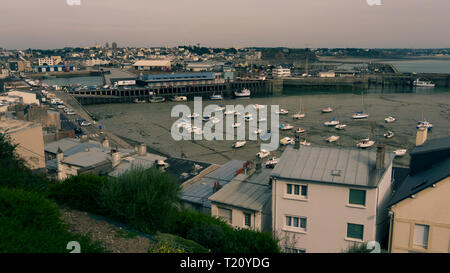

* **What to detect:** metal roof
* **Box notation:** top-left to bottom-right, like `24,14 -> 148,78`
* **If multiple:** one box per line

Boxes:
208,168 -> 272,212
389,157 -> 450,207
181,160 -> 245,208
271,145 -> 395,188
141,72 -> 214,81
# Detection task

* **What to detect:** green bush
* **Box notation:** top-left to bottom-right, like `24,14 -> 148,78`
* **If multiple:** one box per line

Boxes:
0,187 -> 105,253
173,209 -> 280,253
98,167 -> 181,233
47,174 -> 108,214
0,133 -> 49,192
149,232 -> 209,253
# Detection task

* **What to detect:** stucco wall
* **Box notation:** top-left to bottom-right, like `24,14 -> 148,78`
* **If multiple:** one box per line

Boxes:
390,177 -> 450,253
273,179 -> 379,253
211,203 -> 264,231
8,124 -> 45,170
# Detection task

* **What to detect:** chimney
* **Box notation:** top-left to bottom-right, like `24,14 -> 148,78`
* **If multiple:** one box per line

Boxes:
111,149 -> 121,168
80,134 -> 88,143
56,147 -> 64,162
138,143 -> 147,156
376,145 -> 386,170
101,137 -> 109,148
294,134 -> 300,150
416,127 -> 427,146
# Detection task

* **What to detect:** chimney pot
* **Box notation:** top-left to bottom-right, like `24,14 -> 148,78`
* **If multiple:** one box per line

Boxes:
416,127 -> 427,146
376,144 -> 386,170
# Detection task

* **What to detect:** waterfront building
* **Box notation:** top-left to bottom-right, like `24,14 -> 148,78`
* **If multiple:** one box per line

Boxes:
34,65 -> 76,73
136,72 -> 216,88
209,165 -> 272,232
132,59 -> 171,71
38,56 -> 62,66
8,60 -> 31,72
272,66 -> 291,78
0,118 -> 46,170
271,145 -> 395,253
388,134 -> 450,253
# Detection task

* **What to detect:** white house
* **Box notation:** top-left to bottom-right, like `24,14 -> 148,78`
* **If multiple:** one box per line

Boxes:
271,145 -> 395,253
272,66 -> 291,78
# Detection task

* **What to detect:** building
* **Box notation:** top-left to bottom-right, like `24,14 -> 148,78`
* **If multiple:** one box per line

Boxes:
388,133 -> 450,253
44,137 -> 162,180
186,62 -> 223,72
34,65 -> 76,73
272,66 -> 291,78
2,91 -> 40,106
132,59 -> 171,71
8,60 -> 31,72
209,165 -> 272,232
271,145 -> 395,253
0,118 -> 46,170
38,56 -> 62,66
181,160 -> 245,214
318,71 -> 336,78
136,72 -> 216,88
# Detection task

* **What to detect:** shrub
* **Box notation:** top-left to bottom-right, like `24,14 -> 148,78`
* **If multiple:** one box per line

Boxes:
149,232 -> 209,253
0,187 -> 105,253
234,228 -> 280,253
47,174 -> 108,214
98,167 -> 181,233
0,133 -> 49,192
186,223 -> 233,253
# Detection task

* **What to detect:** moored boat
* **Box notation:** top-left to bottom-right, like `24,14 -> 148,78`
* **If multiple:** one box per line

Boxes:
149,96 -> 165,103
326,135 -> 340,143
234,88 -> 251,97
232,141 -> 247,148
256,149 -> 270,159
357,138 -> 375,148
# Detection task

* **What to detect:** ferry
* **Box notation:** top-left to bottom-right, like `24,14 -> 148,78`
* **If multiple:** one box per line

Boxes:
413,79 -> 435,88
234,88 -> 251,97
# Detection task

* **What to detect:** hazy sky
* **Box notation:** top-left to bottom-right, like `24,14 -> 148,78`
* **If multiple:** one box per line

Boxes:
1,0 -> 450,49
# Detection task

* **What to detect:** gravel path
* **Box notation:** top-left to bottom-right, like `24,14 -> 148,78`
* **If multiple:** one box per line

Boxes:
60,208 -> 151,253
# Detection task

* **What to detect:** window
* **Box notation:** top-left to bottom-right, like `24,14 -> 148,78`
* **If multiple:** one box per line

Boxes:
286,183 -> 308,198
244,213 -> 251,227
285,248 -> 306,253
347,223 -> 364,240
218,207 -> 232,224
349,189 -> 366,206
413,224 -> 429,249
286,216 -> 307,232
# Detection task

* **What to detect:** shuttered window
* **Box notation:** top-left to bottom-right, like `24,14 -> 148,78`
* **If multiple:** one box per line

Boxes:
349,189 -> 366,206
218,207 -> 232,224
414,224 -> 429,248
347,223 -> 364,240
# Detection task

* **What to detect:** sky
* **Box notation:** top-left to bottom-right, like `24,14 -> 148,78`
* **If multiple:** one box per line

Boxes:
1,0 -> 450,49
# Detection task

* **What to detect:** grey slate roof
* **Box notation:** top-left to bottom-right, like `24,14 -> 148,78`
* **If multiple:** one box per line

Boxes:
271,145 -> 395,188
389,157 -> 450,206
411,136 -> 450,155
208,168 -> 272,212
181,160 -> 245,209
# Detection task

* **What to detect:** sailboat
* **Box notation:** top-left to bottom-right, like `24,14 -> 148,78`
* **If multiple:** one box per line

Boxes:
232,141 -> 247,148
324,117 -> 340,126
357,138 -> 375,148
384,131 -> 394,139
352,92 -> 369,119
326,135 -> 340,143
321,107 -> 333,113
210,92 -> 223,100
292,98 -> 306,119
417,113 -> 433,130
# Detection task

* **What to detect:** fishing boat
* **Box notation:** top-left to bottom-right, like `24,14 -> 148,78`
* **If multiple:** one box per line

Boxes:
384,131 -> 394,139
394,149 -> 407,157
232,122 -> 242,128
256,149 -> 270,159
188,112 -> 200,118
335,124 -> 347,130
232,141 -> 247,148
324,118 -> 340,126
321,107 -> 333,113
280,124 -> 294,131
234,88 -> 251,97
149,96 -> 165,103
326,135 -> 340,143
385,116 -> 396,123
357,138 -> 375,148
413,79 -> 435,88
210,93 -> 223,100
171,96 -> 187,102
276,109 -> 289,115
265,157 -> 279,168
296,128 -> 306,134
280,137 -> 295,145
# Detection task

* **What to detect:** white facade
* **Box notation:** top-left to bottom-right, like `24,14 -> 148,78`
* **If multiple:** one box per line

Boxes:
38,56 -> 62,66
272,164 -> 393,253
211,203 -> 271,232
272,67 -> 291,78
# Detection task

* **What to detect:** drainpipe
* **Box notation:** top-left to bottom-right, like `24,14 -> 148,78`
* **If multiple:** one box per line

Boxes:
387,209 -> 394,253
